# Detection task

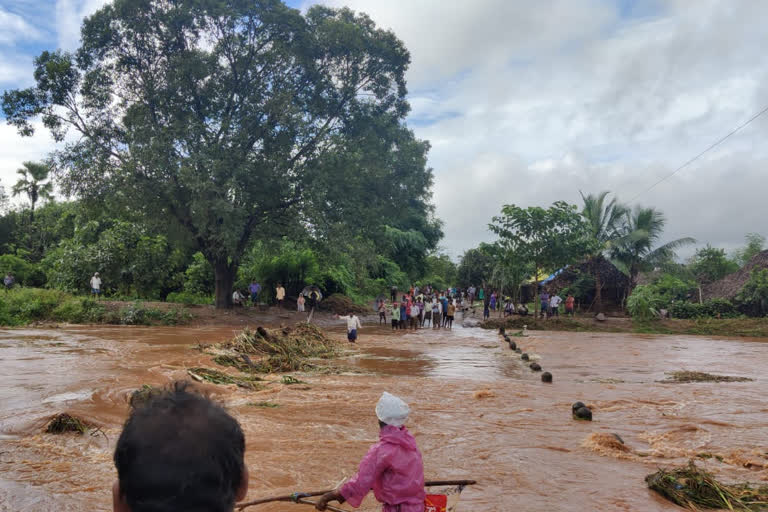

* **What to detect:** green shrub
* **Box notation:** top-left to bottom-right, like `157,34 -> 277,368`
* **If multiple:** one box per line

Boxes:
669,301 -> 703,319
735,269 -> 768,317
0,288 -> 67,324
165,291 -> 212,305
0,254 -> 46,286
627,285 -> 663,320
701,298 -> 738,318
52,297 -> 106,323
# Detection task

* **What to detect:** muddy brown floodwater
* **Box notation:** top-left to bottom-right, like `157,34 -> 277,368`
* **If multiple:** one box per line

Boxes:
1,315 -> 768,511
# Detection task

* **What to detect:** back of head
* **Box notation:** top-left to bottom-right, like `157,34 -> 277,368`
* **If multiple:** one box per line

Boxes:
114,382 -> 245,512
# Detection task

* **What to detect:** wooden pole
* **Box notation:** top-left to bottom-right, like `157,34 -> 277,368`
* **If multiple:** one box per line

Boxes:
236,480 -> 476,510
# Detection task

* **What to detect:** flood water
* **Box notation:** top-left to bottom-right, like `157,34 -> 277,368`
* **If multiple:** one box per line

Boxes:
1,315 -> 767,511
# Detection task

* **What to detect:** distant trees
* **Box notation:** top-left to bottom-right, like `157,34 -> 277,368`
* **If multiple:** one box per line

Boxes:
490,201 -> 591,315
733,233 -> 766,267
11,162 -> 53,221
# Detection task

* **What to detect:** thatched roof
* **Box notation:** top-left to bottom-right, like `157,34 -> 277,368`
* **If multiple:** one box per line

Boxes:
702,250 -> 768,300
545,256 -> 629,292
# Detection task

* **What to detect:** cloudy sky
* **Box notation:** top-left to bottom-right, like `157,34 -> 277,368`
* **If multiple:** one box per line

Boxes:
1,0 -> 766,259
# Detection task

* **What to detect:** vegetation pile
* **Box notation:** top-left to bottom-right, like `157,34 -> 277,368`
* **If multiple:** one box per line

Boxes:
129,385 -> 163,408
211,324 -> 340,373
45,413 -> 93,434
187,367 -> 263,390
661,371 -> 752,383
318,294 -> 370,315
646,462 -> 768,510
703,250 -> 768,301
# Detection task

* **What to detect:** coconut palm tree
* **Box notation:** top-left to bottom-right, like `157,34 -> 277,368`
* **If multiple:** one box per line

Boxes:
11,161 -> 53,221
580,191 -> 629,312
612,206 -> 695,295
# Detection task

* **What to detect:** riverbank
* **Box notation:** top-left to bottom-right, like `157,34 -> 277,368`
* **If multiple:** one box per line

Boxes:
480,314 -> 768,338
0,288 -> 374,328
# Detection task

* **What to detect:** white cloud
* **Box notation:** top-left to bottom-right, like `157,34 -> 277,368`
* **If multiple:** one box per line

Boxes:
304,0 -> 768,259
0,7 -> 43,44
56,0 -> 109,50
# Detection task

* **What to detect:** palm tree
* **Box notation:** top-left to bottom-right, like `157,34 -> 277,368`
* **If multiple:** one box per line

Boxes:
580,191 -> 628,312
612,206 -> 695,295
11,161 -> 53,221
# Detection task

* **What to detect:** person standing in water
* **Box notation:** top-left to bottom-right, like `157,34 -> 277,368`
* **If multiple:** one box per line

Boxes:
336,312 -> 362,343
391,302 -> 400,330
378,300 -> 387,325
446,300 -> 456,329
315,392 -> 425,512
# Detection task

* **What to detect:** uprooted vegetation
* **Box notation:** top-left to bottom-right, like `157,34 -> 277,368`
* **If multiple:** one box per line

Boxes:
207,323 -> 341,373
646,461 -> 768,510
187,367 -> 263,390
661,371 -> 753,383
45,413 -> 94,434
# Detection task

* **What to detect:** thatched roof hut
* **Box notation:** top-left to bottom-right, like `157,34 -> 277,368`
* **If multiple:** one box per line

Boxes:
542,256 -> 629,309
702,250 -> 768,301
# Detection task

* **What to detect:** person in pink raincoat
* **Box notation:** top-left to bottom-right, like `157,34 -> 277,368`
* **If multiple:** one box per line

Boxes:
315,392 -> 425,512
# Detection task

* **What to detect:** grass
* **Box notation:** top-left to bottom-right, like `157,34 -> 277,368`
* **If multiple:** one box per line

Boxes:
646,461 -> 768,510
0,288 -> 192,327
661,371 -> 753,383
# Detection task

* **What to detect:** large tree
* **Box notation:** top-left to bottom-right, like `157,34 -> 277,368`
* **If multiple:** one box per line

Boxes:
2,0 -> 413,307
490,201 -> 592,316
580,191 -> 628,312
11,161 -> 54,221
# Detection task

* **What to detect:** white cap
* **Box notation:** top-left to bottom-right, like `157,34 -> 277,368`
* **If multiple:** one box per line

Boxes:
375,392 -> 410,427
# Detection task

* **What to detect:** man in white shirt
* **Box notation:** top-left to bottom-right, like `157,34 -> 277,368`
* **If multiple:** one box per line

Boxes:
549,293 -> 562,317
90,272 -> 102,299
275,283 -> 285,308
336,313 -> 362,343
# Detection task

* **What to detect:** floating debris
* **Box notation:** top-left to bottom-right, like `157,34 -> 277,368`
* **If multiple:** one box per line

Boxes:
130,384 -> 163,408
45,413 -> 92,435
187,367 -> 263,390
248,401 -> 280,408
473,389 -> 495,399
213,324 -> 340,373
541,372 -> 552,383
646,461 -> 768,511
280,375 -> 306,385
530,362 -> 542,372
661,371 -> 753,383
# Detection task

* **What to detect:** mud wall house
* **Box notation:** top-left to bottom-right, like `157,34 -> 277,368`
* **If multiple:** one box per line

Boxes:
541,258 -> 630,311
702,250 -> 768,301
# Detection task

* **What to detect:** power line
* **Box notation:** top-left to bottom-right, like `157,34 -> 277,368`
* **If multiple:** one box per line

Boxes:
629,103 -> 768,202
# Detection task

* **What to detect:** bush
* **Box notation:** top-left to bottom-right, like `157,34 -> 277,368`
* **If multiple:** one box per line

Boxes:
735,269 -> 768,317
0,254 -> 46,287
0,288 -> 67,325
669,301 -> 703,319
626,285 -> 663,320
52,297 -> 106,323
701,298 -> 738,318
165,291 -> 212,305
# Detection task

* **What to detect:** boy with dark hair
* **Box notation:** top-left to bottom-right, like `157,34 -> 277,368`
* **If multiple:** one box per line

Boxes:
112,382 -> 249,512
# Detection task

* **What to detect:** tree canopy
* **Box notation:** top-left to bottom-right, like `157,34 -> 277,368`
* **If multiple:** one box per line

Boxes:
2,0 -> 433,307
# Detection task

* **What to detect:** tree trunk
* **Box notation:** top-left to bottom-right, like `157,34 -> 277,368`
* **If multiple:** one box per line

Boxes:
594,267 -> 603,313
213,259 -> 236,309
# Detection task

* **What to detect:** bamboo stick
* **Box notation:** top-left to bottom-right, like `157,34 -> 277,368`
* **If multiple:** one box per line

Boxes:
236,480 -> 476,510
